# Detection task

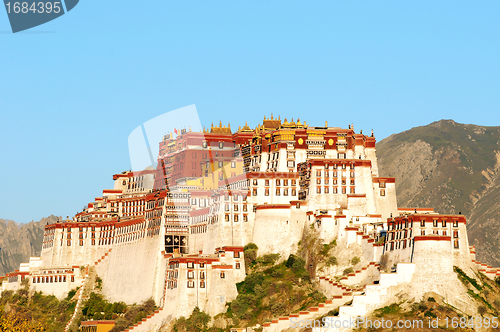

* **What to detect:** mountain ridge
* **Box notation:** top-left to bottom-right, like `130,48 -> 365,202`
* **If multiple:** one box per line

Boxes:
377,119 -> 500,267
0,215 -> 60,276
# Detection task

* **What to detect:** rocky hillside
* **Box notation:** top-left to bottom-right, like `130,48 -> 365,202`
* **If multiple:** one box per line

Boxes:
0,215 -> 60,276
377,119 -> 500,267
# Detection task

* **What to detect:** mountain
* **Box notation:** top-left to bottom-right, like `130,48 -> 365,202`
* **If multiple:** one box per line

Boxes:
0,215 -> 60,276
377,119 -> 500,267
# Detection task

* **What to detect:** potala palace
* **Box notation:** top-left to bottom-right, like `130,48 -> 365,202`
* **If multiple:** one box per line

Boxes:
2,116 -> 498,331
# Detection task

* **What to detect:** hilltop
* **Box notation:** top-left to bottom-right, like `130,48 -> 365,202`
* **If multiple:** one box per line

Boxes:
0,216 -> 59,276
377,119 -> 500,267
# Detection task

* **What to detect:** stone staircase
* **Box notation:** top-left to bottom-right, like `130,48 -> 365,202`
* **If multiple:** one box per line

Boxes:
319,262 -> 380,296
64,249 -> 113,331
262,276 -> 365,332
94,248 -> 113,266
262,294 -> 354,332
124,259 -> 170,332
64,266 -> 93,332
312,262 -> 416,332
469,246 -> 500,280
124,308 -> 166,332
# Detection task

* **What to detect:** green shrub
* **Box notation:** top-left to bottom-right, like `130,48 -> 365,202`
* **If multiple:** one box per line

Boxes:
256,253 -> 280,266
173,307 -> 210,332
428,297 -> 436,302
325,256 -> 338,267
424,310 -> 437,318
478,305 -> 487,316
343,267 -> 354,275
351,257 -> 360,265
454,266 -> 482,291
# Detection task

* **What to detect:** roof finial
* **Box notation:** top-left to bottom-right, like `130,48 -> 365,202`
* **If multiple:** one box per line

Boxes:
371,129 -> 374,137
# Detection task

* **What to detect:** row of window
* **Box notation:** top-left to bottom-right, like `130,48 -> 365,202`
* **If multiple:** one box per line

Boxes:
316,186 -> 355,194
253,179 -> 297,186
317,178 -> 354,185
253,188 -> 297,196
32,275 -> 74,283
225,214 -> 249,222
389,219 -> 460,231
386,238 -> 460,251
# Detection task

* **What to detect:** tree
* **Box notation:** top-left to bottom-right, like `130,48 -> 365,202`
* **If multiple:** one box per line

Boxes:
297,224 -> 324,278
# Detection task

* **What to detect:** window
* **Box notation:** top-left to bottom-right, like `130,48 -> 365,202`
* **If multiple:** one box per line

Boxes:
219,142 -> 224,149
421,230 -> 425,235
342,187 -> 346,194
324,187 -> 329,194
265,180 -> 269,186
292,180 -> 296,186
265,188 -> 269,196
234,214 -> 239,222
380,189 -> 385,196
220,272 -> 225,278
316,170 -> 322,177
243,204 -> 247,212
379,182 -> 386,188
350,171 -> 355,178
225,204 -> 229,211
200,263 -> 205,268
283,188 -> 288,196
202,141 -> 207,148
292,189 -> 296,196
187,271 -> 194,279
454,239 -> 459,249
187,262 -> 194,268
324,171 -> 329,178
252,188 -> 257,196
234,204 -> 238,211
442,220 -> 447,227
453,230 -> 459,238
453,220 -> 458,227
276,188 -> 280,196
187,281 -> 195,288
225,214 -> 230,221
218,161 -> 223,168
433,219 -> 438,227
236,262 -> 241,269
200,281 -> 205,288
200,271 -> 205,279
420,220 -> 425,227
316,187 -> 321,194
316,178 -> 321,185
243,215 -> 248,222
234,251 -> 240,258
231,161 -> 236,168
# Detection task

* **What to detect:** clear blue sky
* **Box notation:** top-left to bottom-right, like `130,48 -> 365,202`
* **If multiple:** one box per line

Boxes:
1,1 -> 499,223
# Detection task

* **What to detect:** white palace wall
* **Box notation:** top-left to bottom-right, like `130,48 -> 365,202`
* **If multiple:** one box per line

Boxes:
100,233 -> 163,305
252,203 -> 307,259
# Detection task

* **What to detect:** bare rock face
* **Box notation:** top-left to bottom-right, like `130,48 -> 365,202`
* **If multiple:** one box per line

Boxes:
0,215 -> 59,276
377,119 -> 500,267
